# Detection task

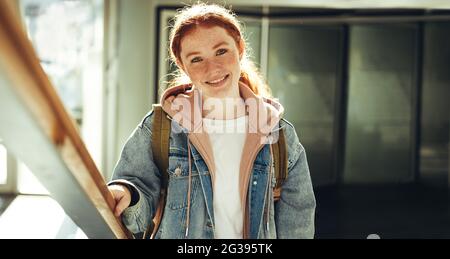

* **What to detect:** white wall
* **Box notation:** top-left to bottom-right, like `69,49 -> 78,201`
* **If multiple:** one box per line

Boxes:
104,0 -> 157,180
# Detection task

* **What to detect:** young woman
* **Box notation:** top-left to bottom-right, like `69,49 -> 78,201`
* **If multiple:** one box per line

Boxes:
108,3 -> 316,239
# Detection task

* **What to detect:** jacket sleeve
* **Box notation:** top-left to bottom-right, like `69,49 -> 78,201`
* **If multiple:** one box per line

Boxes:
275,121 -> 316,238
108,113 -> 161,234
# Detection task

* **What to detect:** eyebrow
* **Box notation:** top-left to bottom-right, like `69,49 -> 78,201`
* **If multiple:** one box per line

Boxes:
185,41 -> 229,59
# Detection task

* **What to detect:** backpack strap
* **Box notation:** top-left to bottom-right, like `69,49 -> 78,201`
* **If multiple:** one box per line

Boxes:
271,127 -> 288,201
151,104 -> 170,190
143,104 -> 171,239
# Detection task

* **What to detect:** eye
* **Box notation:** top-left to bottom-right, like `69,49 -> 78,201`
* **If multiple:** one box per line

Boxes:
216,48 -> 228,56
191,57 -> 202,63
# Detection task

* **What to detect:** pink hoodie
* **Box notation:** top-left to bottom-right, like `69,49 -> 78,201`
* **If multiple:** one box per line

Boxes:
160,82 -> 284,238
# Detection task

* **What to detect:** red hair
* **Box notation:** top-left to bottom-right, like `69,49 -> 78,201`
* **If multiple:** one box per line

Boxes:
168,3 -> 271,97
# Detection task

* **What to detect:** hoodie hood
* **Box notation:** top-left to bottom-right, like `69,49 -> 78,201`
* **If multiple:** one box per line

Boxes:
160,82 -> 284,135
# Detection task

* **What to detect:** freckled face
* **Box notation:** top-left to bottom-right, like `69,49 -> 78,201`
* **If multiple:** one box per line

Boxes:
178,25 -> 241,99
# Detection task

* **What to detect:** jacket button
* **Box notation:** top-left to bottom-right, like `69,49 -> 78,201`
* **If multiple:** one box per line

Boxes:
175,167 -> 182,176
253,181 -> 257,185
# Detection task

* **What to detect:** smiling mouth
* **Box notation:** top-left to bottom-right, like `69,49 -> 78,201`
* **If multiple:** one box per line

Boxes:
206,74 -> 229,85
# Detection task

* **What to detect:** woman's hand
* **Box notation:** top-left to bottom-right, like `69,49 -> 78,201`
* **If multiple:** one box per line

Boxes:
108,184 -> 131,217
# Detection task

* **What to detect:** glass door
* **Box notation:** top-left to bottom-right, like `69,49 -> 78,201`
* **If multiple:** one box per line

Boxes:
267,22 -> 343,186
343,24 -> 417,184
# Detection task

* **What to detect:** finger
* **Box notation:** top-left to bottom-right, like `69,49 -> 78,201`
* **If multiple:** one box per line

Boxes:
109,190 -> 123,216
110,189 -> 124,201
115,196 -> 130,217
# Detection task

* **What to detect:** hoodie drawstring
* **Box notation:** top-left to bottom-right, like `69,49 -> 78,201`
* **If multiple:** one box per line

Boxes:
185,140 -> 192,238
266,145 -> 274,233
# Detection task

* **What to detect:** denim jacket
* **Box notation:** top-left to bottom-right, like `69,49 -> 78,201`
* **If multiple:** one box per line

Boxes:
110,83 -> 316,239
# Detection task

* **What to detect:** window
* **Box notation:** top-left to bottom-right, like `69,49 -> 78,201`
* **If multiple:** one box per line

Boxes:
268,24 -> 342,186
20,0 -> 104,170
344,24 -> 417,183
16,0 -> 104,194
420,22 -> 450,188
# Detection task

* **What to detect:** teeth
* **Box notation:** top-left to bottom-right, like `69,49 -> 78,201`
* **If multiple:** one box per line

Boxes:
208,75 -> 226,84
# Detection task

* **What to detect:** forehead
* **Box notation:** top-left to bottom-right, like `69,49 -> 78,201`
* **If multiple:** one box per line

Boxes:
180,25 -> 236,54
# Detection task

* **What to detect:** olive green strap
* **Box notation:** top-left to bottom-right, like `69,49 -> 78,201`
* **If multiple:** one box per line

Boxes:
151,104 -> 170,190
272,128 -> 287,200
143,104 -> 170,239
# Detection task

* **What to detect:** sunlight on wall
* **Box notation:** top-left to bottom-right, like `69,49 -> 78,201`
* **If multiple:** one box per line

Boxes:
0,144 -> 6,185
17,161 -> 49,195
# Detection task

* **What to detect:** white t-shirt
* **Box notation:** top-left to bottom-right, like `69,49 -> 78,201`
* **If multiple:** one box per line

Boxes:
203,115 -> 248,239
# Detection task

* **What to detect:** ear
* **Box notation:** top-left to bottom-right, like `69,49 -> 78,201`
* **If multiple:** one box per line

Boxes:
238,38 -> 245,61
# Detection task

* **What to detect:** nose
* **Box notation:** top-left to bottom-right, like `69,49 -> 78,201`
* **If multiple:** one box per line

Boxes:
204,58 -> 222,75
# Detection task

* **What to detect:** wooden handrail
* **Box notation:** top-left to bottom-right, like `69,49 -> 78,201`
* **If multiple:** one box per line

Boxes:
0,1 -> 131,239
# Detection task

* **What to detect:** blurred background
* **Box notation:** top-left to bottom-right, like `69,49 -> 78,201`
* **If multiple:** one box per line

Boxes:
0,0 -> 449,238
